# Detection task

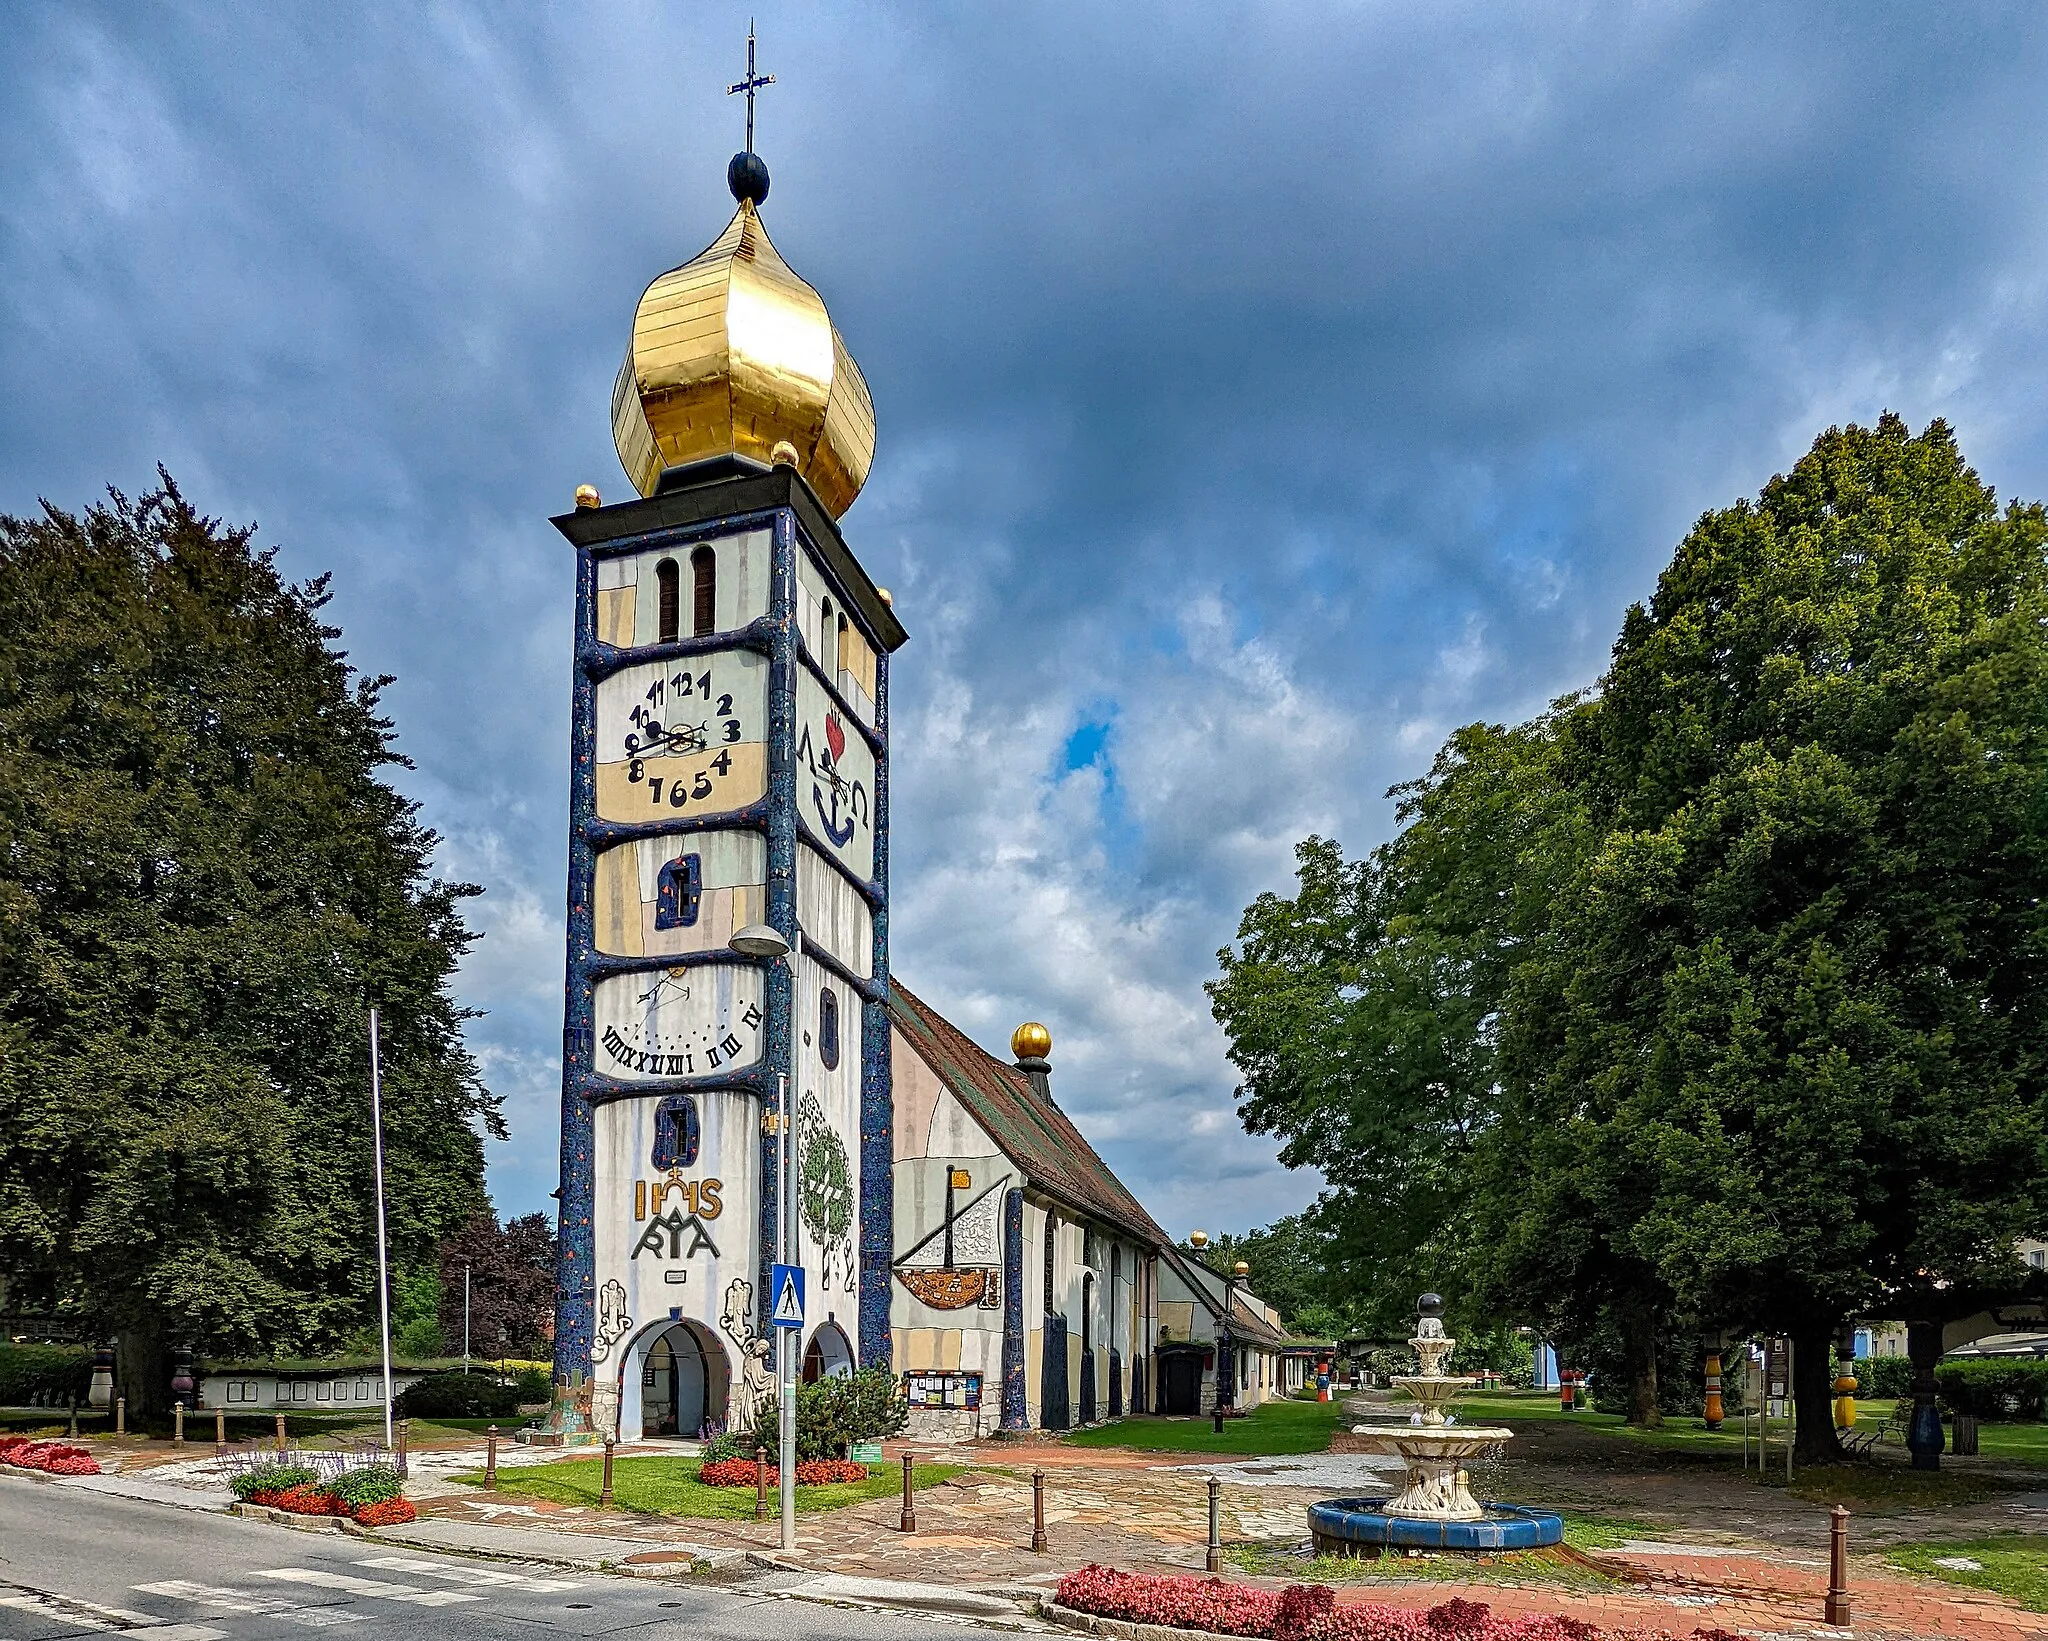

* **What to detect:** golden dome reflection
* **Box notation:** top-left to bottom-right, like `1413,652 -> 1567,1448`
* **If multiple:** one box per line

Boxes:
611,196 -> 875,518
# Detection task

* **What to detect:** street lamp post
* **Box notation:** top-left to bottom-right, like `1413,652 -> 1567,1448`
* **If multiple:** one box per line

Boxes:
731,922 -> 798,1553
463,1262 -> 472,1375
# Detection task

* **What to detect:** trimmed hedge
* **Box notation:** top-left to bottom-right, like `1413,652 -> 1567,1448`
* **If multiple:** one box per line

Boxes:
0,1344 -> 92,1408
392,1372 -> 521,1419
1855,1356 -> 1915,1400
1935,1358 -> 2048,1421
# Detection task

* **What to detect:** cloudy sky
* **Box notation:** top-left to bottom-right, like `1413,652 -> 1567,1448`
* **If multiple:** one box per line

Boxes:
5,2 -> 2046,1241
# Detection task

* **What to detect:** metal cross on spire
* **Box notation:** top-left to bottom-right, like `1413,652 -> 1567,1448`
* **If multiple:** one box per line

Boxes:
728,21 -> 775,154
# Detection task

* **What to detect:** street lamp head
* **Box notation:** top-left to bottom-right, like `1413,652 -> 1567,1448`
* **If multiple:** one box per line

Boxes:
729,923 -> 792,960
1188,1230 -> 1209,1250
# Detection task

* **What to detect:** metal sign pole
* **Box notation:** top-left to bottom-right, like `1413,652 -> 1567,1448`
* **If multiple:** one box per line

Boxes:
368,1006 -> 395,1454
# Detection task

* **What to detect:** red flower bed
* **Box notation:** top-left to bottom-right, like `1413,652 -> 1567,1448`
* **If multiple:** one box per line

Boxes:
1053,1568 -> 1746,1641
354,1497 -> 418,1527
0,1440 -> 101,1476
246,1483 -> 350,1516
697,1457 -> 871,1487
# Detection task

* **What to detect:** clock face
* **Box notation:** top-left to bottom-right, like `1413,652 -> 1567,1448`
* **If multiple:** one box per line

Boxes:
796,669 -> 875,881
593,963 -> 766,1082
594,652 -> 768,823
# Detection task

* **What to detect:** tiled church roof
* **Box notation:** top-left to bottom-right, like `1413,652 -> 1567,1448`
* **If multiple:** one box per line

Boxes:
888,981 -> 1172,1251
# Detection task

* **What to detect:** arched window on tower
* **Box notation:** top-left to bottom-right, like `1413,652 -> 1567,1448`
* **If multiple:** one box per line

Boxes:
651,1096 -> 700,1171
655,559 -> 680,644
836,612 -> 849,680
818,596 -> 834,664
691,546 -> 716,635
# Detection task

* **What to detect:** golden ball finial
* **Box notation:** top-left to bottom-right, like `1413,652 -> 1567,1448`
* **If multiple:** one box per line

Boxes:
770,440 -> 800,469
574,484 -> 602,510
1011,1021 -> 1051,1061
876,586 -> 894,607
1188,1229 -> 1210,1250
1234,1260 -> 1250,1279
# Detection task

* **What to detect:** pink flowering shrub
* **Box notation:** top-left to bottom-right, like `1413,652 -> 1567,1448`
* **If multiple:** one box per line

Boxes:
1054,1566 -> 1742,1641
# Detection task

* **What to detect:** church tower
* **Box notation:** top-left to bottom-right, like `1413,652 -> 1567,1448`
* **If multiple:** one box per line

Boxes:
548,106 -> 906,1441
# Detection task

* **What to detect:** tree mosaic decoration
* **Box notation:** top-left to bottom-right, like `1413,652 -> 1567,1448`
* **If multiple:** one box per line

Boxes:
798,1092 -> 855,1292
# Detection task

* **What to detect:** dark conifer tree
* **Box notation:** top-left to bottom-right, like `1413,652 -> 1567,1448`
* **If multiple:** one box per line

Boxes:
0,475 -> 500,1412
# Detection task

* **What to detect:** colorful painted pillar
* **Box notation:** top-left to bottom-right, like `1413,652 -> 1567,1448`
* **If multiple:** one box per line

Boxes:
1703,1350 -> 1725,1430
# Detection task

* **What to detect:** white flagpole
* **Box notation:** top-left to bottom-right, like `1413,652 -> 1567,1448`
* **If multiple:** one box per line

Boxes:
369,1006 -> 396,1453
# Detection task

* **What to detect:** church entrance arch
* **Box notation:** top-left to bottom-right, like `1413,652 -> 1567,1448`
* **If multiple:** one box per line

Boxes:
620,1319 -> 731,1441
802,1321 -> 854,1384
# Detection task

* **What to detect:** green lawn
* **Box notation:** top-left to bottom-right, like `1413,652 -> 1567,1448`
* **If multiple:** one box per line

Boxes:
458,1454 -> 966,1518
1227,1515 -> 1649,1591
1886,1535 -> 2048,1612
1061,1398 -> 1347,1456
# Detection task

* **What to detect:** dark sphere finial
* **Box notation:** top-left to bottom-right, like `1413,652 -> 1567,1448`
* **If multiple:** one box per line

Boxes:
1417,1292 -> 1444,1319
728,150 -> 771,206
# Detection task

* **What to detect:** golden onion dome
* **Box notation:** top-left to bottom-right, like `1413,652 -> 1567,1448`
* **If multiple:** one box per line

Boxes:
612,174 -> 875,518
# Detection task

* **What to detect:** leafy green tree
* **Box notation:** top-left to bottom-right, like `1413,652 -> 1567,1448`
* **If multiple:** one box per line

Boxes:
1506,416 -> 2048,1456
0,477 -> 500,1413
1214,416 -> 2048,1456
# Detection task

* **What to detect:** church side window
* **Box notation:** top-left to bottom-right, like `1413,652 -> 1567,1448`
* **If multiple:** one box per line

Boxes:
692,546 -> 716,635
652,1096 -> 700,1171
818,985 -> 840,1070
656,558 -> 680,644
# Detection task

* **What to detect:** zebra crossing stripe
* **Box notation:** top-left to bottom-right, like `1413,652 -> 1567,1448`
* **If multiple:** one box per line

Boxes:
353,1555 -> 582,1592
134,1580 -> 366,1627
254,1568 -> 483,1606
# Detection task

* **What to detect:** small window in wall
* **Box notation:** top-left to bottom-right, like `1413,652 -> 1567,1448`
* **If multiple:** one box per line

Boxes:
692,546 -> 716,635
652,1096 -> 701,1170
656,853 -> 702,929
818,986 -> 841,1070
656,559 -> 681,644
836,613 -> 849,675
819,596 -> 834,663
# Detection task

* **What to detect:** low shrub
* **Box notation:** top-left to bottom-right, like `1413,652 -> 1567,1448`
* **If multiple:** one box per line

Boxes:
1053,1567 -> 1743,1641
1935,1358 -> 2048,1421
509,1366 -> 551,1405
329,1466 -> 403,1508
392,1372 -> 520,1420
229,1464 -> 319,1501
1855,1355 -> 1915,1400
354,1497 -> 418,1527
0,1344 -> 92,1408
697,1457 -> 870,1487
700,1431 -> 752,1465
751,1366 -> 907,1462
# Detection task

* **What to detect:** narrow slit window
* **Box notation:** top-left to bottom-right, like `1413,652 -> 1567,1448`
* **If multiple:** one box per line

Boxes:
691,546 -> 716,635
655,559 -> 680,644
818,596 -> 834,663
818,985 -> 840,1070
655,853 -> 702,930
836,613 -> 849,677
652,1096 -> 700,1171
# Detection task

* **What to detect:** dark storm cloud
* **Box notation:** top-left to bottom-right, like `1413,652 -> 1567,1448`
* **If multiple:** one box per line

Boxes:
4,2 -> 2046,1234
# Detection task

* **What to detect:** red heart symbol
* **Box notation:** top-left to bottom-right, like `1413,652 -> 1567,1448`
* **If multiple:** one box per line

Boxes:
825,711 -> 846,765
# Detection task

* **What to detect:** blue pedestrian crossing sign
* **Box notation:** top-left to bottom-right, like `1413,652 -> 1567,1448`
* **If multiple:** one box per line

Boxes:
771,1263 -> 805,1329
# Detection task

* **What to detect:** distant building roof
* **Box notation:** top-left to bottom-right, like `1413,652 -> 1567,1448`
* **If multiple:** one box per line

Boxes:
889,981 -> 1171,1250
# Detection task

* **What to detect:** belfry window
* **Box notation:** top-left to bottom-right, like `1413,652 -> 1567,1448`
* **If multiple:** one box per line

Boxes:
652,1096 -> 700,1171
655,853 -> 702,930
655,559 -> 680,644
818,985 -> 841,1070
691,546 -> 716,635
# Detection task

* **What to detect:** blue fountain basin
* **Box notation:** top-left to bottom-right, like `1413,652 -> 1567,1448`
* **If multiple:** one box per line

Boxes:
1307,1498 -> 1564,1553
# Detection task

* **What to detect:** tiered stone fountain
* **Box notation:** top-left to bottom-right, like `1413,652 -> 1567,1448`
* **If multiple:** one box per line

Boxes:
1307,1294 -> 1563,1554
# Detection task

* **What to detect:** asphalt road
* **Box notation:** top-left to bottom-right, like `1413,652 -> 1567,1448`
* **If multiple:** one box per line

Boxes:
0,1482 -> 990,1641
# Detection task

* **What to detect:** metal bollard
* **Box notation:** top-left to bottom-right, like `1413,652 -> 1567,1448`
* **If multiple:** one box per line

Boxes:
1206,1475 -> 1222,1573
484,1425 -> 499,1491
116,1396 -> 126,1437
1031,1468 -> 1048,1553
396,1419 -> 409,1480
900,1452 -> 916,1533
215,1408 -> 226,1451
1825,1505 -> 1851,1626
754,1445 -> 768,1521
600,1437 -> 615,1510
173,1401 -> 185,1447
67,1401 -> 78,1439
275,1411 -> 287,1454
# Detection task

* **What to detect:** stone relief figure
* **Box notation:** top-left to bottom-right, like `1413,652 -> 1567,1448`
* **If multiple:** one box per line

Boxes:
593,1278 -> 631,1363
798,1090 -> 856,1292
721,1277 -> 774,1432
